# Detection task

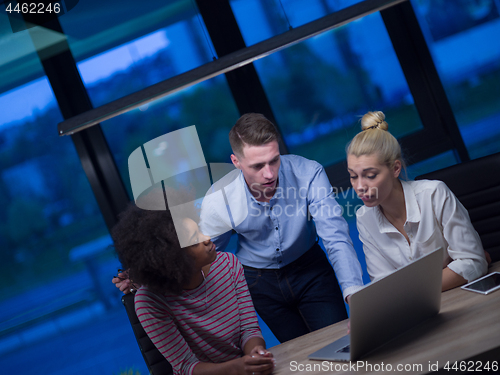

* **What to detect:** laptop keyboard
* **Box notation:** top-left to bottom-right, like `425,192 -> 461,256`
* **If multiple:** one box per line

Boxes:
336,344 -> 350,353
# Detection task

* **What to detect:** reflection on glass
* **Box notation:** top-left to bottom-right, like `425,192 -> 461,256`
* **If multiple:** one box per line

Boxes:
0,12 -> 46,94
230,0 -> 364,46
101,75 -> 240,200
279,0 -> 364,29
412,0 -> 500,159
59,0 -> 215,107
0,26 -> 141,370
0,74 -> 126,369
0,79 -> 108,294
251,12 -> 422,166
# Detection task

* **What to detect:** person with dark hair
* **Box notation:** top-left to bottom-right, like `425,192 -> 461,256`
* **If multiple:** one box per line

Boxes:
112,204 -> 274,375
346,111 -> 489,290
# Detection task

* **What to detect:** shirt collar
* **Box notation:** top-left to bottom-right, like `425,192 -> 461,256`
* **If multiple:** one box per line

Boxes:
401,180 -> 421,223
375,179 -> 420,232
375,206 -> 396,233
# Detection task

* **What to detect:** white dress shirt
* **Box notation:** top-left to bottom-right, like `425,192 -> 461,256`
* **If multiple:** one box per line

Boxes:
356,179 -> 487,282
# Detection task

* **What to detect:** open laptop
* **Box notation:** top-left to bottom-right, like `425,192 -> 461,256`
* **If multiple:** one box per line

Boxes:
309,247 -> 443,362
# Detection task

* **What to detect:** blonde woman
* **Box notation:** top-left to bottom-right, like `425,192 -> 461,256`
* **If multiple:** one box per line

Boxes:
346,111 -> 489,291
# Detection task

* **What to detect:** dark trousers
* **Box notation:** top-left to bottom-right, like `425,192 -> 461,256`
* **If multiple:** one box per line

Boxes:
243,243 -> 347,343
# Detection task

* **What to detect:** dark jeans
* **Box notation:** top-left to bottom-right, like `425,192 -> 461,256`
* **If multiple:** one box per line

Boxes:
243,243 -> 347,343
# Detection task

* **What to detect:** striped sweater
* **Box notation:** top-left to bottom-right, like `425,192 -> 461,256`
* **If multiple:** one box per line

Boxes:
135,252 -> 263,375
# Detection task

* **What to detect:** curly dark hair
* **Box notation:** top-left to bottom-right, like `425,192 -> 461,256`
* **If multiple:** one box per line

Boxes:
112,203 -> 199,295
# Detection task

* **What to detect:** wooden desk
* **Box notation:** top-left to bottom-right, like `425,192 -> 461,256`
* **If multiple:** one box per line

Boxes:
269,263 -> 500,374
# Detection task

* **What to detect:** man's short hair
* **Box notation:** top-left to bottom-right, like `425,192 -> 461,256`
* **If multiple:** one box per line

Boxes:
229,113 -> 281,158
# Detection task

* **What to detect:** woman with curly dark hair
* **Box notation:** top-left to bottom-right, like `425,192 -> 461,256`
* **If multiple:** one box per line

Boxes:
112,204 -> 275,375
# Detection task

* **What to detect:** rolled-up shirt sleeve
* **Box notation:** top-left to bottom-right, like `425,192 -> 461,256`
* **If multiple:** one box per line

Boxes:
433,182 -> 487,282
308,165 -> 365,298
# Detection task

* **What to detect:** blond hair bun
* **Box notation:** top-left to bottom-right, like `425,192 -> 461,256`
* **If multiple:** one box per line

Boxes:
347,110 -> 406,177
360,111 -> 389,132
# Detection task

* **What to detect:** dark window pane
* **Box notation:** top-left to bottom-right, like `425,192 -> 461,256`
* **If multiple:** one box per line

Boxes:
230,0 -> 364,46
412,0 -> 500,159
0,28 -> 146,374
59,0 -> 216,107
406,150 -> 458,180
252,12 -> 422,166
101,75 -> 240,200
0,14 -> 45,94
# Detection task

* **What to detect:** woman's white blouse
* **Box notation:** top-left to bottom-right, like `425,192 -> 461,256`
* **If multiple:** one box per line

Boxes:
356,180 -> 487,282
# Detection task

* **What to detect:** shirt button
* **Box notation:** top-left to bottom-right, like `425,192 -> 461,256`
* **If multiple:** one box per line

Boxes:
276,248 -> 279,251
409,256 -> 413,260
275,227 -> 278,230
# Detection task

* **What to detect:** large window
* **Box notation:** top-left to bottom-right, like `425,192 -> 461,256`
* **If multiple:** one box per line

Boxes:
412,0 -> 500,159
251,11 -> 422,168
101,75 -> 240,200
228,2 -> 462,190
0,17 -> 146,375
230,0 -> 364,46
59,0 -> 216,107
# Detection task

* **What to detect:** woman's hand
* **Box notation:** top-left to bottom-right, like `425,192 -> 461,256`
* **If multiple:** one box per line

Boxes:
112,269 -> 135,294
193,351 -> 274,375
236,351 -> 274,375
249,345 -> 273,359
241,338 -> 274,374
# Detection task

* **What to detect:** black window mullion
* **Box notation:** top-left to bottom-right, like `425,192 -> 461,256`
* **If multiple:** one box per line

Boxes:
194,0 -> 289,154
26,17 -> 129,231
380,1 -> 470,163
